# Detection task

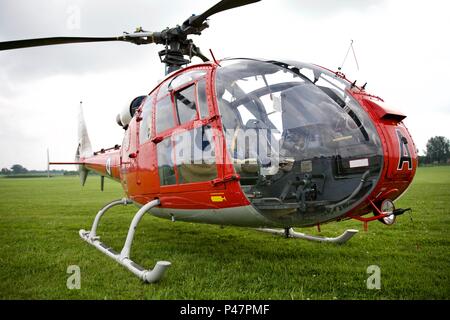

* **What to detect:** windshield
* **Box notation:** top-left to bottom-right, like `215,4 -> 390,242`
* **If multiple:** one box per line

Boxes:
215,59 -> 383,226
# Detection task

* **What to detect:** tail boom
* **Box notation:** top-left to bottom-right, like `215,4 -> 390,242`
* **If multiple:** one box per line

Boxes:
82,149 -> 121,182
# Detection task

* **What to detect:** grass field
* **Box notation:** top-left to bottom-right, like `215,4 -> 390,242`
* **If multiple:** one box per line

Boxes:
0,167 -> 449,300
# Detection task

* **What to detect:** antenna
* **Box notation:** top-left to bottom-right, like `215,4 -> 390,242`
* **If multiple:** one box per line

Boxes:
209,48 -> 221,66
338,40 -> 360,72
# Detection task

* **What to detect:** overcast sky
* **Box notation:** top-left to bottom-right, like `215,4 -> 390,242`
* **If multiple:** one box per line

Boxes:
1,0 -> 449,170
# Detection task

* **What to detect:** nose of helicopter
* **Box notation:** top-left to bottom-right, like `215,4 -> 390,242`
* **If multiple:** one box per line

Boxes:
215,59 -> 388,226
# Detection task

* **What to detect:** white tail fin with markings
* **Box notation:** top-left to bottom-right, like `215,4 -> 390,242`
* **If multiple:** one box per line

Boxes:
75,101 -> 93,186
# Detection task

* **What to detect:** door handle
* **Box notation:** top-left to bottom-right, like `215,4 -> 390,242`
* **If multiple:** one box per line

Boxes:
128,152 -> 138,159
151,136 -> 163,144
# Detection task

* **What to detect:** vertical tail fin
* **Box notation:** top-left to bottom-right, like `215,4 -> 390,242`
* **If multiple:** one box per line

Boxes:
46,148 -> 50,178
75,101 -> 93,186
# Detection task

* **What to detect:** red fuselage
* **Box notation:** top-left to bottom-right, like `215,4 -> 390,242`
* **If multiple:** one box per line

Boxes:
81,58 -> 417,228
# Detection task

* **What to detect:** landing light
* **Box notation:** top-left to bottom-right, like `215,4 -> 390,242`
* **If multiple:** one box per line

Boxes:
380,199 -> 396,225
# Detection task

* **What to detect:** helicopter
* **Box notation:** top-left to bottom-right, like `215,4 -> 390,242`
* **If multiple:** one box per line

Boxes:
0,0 -> 417,283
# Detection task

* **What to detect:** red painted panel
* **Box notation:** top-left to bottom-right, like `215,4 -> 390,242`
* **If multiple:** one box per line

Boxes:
344,92 -> 418,219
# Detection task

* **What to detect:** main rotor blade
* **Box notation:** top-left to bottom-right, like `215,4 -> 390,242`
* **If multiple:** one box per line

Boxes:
0,33 -> 158,51
190,0 -> 261,27
0,37 -> 122,51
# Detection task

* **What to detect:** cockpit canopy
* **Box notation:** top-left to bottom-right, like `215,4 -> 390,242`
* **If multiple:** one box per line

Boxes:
215,59 -> 383,225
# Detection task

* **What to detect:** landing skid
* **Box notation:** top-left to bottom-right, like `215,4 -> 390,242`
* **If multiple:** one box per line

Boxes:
79,198 -> 171,283
257,227 -> 358,245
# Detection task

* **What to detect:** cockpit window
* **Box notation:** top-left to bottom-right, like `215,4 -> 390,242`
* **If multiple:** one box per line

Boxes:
175,126 -> 217,184
155,95 -> 175,134
197,79 -> 209,119
175,84 -> 198,124
157,70 -> 207,100
139,95 -> 153,143
215,59 -> 383,226
157,137 -> 176,185
168,70 -> 207,90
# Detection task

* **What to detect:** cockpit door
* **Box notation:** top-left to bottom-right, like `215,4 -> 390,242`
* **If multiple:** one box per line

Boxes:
152,68 -> 225,193
120,117 -> 140,196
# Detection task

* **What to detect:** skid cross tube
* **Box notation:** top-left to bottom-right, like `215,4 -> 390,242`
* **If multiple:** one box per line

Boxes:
79,198 -> 171,283
257,227 -> 358,245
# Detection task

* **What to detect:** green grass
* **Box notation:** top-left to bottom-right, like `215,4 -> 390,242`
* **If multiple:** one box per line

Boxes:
0,167 -> 449,300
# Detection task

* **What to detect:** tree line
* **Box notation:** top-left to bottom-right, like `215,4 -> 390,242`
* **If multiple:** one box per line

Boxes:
419,136 -> 450,165
1,164 -> 77,176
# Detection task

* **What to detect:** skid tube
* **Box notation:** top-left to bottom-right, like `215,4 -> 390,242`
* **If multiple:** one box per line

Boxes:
79,198 -> 171,283
257,227 -> 358,245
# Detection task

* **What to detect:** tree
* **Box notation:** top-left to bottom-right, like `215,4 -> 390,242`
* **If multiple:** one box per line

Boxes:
10,164 -> 28,174
1,168 -> 11,175
425,136 -> 450,164
418,155 -> 428,166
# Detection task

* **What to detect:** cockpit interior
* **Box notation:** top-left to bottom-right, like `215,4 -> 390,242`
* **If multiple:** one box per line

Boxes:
215,59 -> 383,224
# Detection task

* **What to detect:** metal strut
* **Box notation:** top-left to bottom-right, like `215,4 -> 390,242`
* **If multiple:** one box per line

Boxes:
79,198 -> 171,283
257,227 -> 358,245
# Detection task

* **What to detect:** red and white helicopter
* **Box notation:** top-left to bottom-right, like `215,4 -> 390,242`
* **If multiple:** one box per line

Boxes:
0,0 -> 417,283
